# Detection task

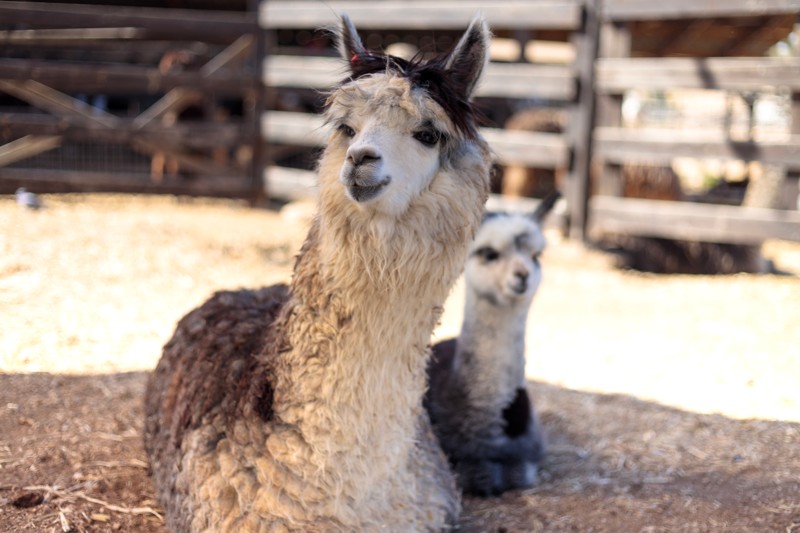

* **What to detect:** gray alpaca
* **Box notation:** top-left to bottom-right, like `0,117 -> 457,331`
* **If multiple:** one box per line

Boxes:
426,192 -> 559,496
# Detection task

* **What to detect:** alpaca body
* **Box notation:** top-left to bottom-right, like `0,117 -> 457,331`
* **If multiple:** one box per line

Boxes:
145,16 -> 491,532
427,197 -> 558,496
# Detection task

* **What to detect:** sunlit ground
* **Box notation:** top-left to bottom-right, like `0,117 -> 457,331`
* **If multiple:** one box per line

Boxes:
3,194 -> 799,423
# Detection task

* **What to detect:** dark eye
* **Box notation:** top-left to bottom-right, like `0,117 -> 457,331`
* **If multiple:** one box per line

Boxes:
532,252 -> 542,264
338,124 -> 355,138
476,247 -> 499,262
413,129 -> 440,147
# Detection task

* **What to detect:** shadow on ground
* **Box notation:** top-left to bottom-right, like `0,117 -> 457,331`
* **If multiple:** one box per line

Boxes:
1,373 -> 798,532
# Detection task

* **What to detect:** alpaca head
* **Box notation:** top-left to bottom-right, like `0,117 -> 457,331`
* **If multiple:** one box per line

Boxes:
319,15 -> 490,217
465,193 -> 560,307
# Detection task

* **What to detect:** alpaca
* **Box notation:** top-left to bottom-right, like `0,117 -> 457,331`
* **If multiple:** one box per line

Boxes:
426,192 -> 559,496
501,107 -> 565,199
144,15 -> 491,533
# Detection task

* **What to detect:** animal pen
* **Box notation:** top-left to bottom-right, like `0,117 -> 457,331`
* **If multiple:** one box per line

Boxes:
1,0 -> 800,247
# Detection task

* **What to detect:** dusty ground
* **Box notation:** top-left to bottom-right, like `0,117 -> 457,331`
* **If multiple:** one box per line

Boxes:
1,193 -> 799,532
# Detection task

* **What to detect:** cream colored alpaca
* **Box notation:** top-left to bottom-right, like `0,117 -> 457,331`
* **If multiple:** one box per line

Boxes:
144,15 -> 491,532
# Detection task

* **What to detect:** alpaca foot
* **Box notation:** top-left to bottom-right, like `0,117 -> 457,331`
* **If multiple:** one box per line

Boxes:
502,459 -> 539,490
456,459 -> 504,496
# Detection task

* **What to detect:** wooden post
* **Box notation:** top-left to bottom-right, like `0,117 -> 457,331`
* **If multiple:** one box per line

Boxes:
592,20 -> 631,204
566,0 -> 601,240
786,91 -> 800,210
249,0 -> 268,206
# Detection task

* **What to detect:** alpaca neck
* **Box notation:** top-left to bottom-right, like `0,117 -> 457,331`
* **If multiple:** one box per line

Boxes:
268,175 -> 481,501
455,288 -> 532,406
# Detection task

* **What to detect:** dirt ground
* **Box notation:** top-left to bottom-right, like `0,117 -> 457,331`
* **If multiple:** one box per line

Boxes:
1,193 -> 799,532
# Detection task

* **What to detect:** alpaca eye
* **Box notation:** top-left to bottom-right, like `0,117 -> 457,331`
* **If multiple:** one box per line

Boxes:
532,252 -> 542,264
476,247 -> 499,262
413,129 -> 440,147
338,124 -> 356,138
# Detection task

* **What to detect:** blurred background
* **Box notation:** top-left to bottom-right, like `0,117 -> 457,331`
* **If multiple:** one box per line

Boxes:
1,2 -> 799,532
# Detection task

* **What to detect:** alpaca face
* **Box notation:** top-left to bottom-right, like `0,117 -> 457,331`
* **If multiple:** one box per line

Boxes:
321,14 -> 489,216
465,214 -> 546,307
329,77 -> 451,215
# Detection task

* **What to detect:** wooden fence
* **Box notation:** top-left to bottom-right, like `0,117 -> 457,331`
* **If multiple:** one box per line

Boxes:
2,0 -> 800,244
259,0 -> 589,232
591,0 -> 800,244
0,1 -> 262,198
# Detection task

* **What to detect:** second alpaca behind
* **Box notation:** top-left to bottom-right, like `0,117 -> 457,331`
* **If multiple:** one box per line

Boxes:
426,192 -> 559,496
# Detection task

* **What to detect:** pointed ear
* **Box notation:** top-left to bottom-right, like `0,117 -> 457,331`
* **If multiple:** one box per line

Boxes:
531,191 -> 561,223
443,16 -> 490,98
338,14 -> 367,66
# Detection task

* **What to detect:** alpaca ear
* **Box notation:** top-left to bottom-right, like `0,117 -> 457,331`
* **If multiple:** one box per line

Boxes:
338,14 -> 367,66
444,16 -> 490,98
531,191 -> 561,223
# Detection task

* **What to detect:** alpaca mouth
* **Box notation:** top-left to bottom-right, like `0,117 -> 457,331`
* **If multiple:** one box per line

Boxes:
347,178 -> 391,203
510,281 -> 528,295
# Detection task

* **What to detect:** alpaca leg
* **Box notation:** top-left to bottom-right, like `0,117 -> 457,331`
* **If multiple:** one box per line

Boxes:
501,459 -> 539,491
456,459 -> 503,496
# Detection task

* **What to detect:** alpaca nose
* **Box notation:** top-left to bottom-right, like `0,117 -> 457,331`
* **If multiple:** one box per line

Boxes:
512,267 -> 529,293
347,146 -> 381,166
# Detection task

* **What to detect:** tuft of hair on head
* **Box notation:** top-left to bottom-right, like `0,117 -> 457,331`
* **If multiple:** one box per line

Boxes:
335,13 -> 490,139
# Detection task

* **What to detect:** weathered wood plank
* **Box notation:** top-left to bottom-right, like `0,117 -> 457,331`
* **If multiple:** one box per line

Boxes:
0,58 -> 256,96
596,57 -> 800,93
262,111 -> 329,146
262,111 -> 569,167
0,168 -> 251,197
594,127 -> 800,169
0,27 -> 146,44
0,114 -> 252,148
602,0 -> 800,20
260,1 -> 582,30
265,56 -> 575,100
566,0 -> 600,240
0,135 -> 62,168
481,128 -> 569,168
0,1 -> 253,43
589,196 -> 800,244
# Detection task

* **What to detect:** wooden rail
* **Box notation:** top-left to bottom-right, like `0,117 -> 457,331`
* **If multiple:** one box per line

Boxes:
594,128 -> 800,169
596,57 -> 800,93
602,0 -> 800,20
590,196 -> 800,244
0,58 -> 257,96
0,168 -> 253,197
265,56 -> 576,101
0,114 -> 253,149
260,1 -> 583,30
0,2 -> 254,43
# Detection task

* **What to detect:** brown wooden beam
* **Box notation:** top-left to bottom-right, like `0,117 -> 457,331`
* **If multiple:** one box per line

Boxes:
0,58 -> 256,96
661,19 -> 716,56
0,114 -> 253,149
594,127 -> 800,169
596,57 -> 800,93
0,168 -> 252,197
0,135 -> 61,168
260,1 -> 582,30
602,0 -> 800,21
589,195 -> 800,244
720,16 -> 790,57
0,27 -> 146,44
0,2 -> 253,44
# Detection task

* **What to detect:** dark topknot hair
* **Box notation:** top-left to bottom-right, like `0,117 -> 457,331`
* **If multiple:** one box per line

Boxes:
345,52 -> 481,140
